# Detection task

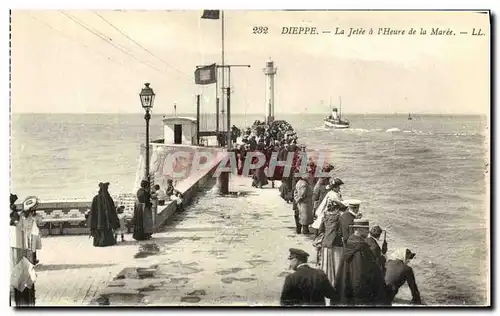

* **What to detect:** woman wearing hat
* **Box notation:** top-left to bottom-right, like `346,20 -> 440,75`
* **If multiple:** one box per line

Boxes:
10,195 -> 40,306
132,180 -> 155,241
20,196 -> 42,265
317,198 -> 344,295
384,248 -> 422,305
311,178 -> 346,232
90,183 -> 120,246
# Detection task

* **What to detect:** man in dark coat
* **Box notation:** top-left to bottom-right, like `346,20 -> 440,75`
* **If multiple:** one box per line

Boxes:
333,219 -> 387,306
339,201 -> 361,245
280,248 -> 337,306
366,225 -> 387,276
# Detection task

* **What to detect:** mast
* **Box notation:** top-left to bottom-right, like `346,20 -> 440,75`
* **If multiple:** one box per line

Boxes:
339,96 -> 342,120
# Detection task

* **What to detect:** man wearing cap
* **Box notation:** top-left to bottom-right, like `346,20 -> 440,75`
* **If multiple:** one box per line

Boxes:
280,248 -> 337,306
333,219 -> 387,306
366,225 -> 388,276
339,200 -> 362,245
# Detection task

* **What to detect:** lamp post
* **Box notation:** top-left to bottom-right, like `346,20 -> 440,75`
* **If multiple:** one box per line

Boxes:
139,83 -> 155,184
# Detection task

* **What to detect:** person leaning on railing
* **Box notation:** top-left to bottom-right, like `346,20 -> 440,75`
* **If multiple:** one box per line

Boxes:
384,248 -> 422,305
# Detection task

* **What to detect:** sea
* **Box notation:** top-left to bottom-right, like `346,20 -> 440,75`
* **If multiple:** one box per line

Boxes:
10,113 -> 489,305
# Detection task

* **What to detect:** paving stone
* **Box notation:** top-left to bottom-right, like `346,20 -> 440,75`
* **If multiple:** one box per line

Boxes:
100,288 -> 141,297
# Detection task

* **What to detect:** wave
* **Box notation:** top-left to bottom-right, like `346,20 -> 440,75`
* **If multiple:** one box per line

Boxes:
386,127 -> 401,133
311,126 -> 483,137
309,126 -> 331,131
348,128 -> 372,133
447,132 -> 485,137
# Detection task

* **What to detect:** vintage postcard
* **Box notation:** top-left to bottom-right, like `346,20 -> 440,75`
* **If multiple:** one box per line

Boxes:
9,9 -> 490,307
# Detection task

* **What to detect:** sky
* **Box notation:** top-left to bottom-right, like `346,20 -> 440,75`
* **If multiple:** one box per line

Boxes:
11,10 -> 490,115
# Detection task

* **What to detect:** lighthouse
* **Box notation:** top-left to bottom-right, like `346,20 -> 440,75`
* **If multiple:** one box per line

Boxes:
263,59 -> 277,125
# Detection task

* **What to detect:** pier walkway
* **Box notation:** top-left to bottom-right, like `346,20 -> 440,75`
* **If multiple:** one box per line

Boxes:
92,176 -> 318,306
35,175 -> 318,306
35,174 -> 413,306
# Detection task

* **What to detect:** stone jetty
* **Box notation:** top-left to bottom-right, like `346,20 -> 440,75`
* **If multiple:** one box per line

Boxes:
34,174 -> 318,306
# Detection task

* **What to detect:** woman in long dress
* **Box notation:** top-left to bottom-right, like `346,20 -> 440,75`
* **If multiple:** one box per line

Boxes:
89,182 -> 120,247
311,178 -> 346,272
10,195 -> 40,306
133,180 -> 154,241
318,200 -> 344,289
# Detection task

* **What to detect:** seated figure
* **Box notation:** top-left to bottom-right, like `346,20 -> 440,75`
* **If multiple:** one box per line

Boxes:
165,179 -> 184,211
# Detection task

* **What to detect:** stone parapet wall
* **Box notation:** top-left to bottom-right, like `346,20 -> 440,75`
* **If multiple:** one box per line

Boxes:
16,146 -> 227,236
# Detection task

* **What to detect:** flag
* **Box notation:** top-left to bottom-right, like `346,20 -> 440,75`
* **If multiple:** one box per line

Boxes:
201,10 -> 220,19
195,63 -> 217,85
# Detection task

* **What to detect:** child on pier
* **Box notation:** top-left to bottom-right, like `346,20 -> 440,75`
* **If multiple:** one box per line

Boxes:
115,206 -> 126,242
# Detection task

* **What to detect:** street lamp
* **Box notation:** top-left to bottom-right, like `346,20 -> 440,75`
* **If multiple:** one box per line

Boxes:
139,83 -> 155,184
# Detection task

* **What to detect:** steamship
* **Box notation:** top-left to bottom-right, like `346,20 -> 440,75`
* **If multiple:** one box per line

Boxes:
324,97 -> 350,129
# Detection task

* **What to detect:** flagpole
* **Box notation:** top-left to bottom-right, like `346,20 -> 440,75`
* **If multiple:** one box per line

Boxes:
221,10 -> 225,137
222,10 -> 225,78
216,66 -> 219,138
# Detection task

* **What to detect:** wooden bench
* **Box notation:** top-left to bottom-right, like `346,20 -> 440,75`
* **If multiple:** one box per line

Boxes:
38,217 -> 87,235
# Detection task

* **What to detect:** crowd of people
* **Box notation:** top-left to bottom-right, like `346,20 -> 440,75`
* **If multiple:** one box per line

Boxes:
279,176 -> 422,306
231,120 -> 321,189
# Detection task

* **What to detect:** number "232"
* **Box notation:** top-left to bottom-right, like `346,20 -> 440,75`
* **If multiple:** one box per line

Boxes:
253,26 -> 268,34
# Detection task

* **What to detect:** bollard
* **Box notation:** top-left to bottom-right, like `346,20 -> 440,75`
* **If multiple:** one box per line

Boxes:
217,171 -> 230,195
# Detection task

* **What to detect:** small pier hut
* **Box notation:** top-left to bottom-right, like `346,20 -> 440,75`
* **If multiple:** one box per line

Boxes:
162,116 -> 198,145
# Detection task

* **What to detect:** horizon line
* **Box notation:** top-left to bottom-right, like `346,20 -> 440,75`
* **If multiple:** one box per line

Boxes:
10,111 -> 489,116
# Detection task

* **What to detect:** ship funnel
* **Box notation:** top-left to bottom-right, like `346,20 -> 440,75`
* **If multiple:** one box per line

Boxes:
331,107 -> 339,120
